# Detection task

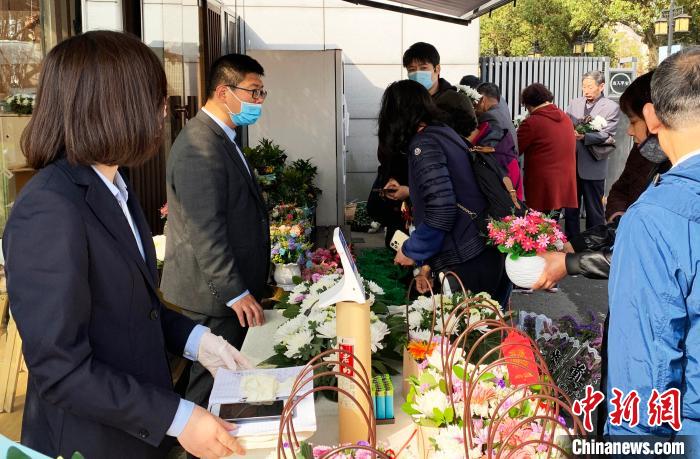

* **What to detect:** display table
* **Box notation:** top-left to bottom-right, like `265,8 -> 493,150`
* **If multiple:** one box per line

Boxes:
239,310 -> 418,458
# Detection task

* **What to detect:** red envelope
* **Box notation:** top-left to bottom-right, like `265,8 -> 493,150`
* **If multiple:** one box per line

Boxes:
502,330 -> 540,386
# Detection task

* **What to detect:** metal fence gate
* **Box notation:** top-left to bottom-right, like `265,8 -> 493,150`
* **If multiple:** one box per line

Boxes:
479,56 -> 610,118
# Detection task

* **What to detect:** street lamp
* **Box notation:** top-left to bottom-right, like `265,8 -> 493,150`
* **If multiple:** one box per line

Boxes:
654,0 -> 692,52
573,35 -> 595,55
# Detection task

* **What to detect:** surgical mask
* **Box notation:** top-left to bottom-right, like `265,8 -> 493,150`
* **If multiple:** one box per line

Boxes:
408,71 -> 434,90
639,135 -> 667,164
225,88 -> 262,126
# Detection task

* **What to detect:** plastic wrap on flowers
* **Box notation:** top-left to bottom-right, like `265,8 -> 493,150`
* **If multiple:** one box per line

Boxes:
277,348 -> 386,459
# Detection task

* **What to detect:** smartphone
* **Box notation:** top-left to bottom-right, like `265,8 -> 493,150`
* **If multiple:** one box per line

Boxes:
389,230 -> 409,252
218,400 -> 286,422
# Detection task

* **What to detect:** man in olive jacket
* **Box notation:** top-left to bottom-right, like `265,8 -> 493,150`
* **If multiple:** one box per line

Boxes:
161,54 -> 270,407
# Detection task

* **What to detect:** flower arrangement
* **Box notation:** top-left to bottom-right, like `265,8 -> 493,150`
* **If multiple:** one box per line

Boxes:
270,222 -> 313,265
487,211 -> 566,260
263,273 -> 405,378
302,247 -> 343,282
5,94 -> 35,115
403,345 -> 572,458
456,85 -> 482,105
405,293 -> 503,350
575,115 -> 608,134
270,204 -> 313,225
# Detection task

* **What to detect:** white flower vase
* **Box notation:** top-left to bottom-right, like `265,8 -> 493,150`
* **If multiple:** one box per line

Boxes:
274,263 -> 302,291
505,255 -> 546,289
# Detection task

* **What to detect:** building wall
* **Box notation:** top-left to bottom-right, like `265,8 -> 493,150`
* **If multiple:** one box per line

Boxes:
234,0 -> 480,201
81,0 -> 481,202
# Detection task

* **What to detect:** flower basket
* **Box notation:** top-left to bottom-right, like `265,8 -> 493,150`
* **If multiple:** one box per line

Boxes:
274,263 -> 302,290
504,254 -> 546,288
416,425 -> 440,459
401,348 -> 421,399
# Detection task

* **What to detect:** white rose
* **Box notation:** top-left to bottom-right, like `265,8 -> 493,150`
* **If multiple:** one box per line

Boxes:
590,115 -> 608,131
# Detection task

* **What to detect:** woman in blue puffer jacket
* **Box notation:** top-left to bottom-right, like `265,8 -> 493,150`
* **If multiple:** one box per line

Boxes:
378,79 -> 509,300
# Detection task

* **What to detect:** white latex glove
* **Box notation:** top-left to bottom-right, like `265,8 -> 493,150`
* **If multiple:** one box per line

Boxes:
198,332 -> 253,376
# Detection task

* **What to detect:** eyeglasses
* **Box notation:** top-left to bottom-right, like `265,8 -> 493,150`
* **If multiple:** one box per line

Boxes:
227,85 -> 268,100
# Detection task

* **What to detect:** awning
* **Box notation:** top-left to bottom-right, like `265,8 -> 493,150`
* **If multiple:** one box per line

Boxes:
340,0 -> 514,25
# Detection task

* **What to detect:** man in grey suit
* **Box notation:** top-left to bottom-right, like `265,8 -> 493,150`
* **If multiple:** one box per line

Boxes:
161,54 -> 270,407
565,70 -> 620,238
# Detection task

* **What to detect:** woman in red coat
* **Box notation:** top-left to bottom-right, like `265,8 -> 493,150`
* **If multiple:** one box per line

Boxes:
517,84 -> 577,213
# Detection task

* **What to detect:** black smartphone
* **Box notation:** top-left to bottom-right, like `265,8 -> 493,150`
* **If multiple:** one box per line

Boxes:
218,400 -> 286,422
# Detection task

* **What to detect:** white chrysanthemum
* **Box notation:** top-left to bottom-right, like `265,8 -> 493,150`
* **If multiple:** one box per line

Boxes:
410,295 -> 434,312
409,329 -> 431,342
299,294 -> 319,312
273,315 -> 307,344
289,282 -> 310,301
370,319 -> 389,352
434,314 -> 459,335
408,310 -> 423,329
412,387 -> 450,419
590,115 -> 608,131
366,280 -> 384,295
316,317 -> 336,340
433,425 -> 467,458
284,329 -> 313,358
456,84 -> 482,103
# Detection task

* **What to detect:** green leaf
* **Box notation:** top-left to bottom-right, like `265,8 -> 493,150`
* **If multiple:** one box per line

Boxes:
439,379 -> 448,394
445,406 -> 455,423
402,401 -> 421,415
509,406 -> 520,418
292,275 -> 303,285
419,372 -> 437,387
71,453 -> 86,459
453,365 -> 465,380
300,441 -> 313,459
433,407 -> 446,424
479,372 -> 496,382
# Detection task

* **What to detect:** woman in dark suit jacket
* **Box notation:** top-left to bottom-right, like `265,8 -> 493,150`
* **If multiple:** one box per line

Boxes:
2,31 -> 247,459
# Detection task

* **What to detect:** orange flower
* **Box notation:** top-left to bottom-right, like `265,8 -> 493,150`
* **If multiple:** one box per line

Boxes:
407,340 -> 437,361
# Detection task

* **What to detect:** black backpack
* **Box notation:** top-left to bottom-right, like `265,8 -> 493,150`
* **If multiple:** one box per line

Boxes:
461,146 -> 527,228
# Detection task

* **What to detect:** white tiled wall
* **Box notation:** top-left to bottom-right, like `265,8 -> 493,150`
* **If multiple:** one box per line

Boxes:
239,1 -> 480,201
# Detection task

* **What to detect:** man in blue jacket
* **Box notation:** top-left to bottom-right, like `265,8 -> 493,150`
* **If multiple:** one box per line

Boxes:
606,47 -> 700,439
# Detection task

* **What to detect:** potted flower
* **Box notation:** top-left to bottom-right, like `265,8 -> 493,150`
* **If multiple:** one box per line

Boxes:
487,211 -> 567,288
270,222 -> 312,290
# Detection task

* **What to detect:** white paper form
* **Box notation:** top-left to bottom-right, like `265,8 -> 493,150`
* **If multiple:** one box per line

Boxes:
208,366 -> 317,438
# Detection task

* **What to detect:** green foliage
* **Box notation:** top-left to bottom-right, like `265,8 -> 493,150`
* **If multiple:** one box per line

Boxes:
355,248 -> 407,306
479,0 -> 700,64
350,202 -> 372,231
243,138 -> 321,209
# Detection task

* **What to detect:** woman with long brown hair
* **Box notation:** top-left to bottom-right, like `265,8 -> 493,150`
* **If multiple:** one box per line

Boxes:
3,31 -> 248,459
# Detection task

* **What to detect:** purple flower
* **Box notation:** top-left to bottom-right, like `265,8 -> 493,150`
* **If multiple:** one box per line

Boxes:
557,415 -> 567,426
497,378 -> 506,389
357,441 -> 370,447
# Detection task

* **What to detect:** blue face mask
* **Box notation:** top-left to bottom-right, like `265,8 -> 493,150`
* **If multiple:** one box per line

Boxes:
226,89 -> 262,126
408,70 -> 434,90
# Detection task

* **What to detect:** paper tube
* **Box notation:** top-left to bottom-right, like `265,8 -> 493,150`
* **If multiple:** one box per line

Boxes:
336,300 -> 372,443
